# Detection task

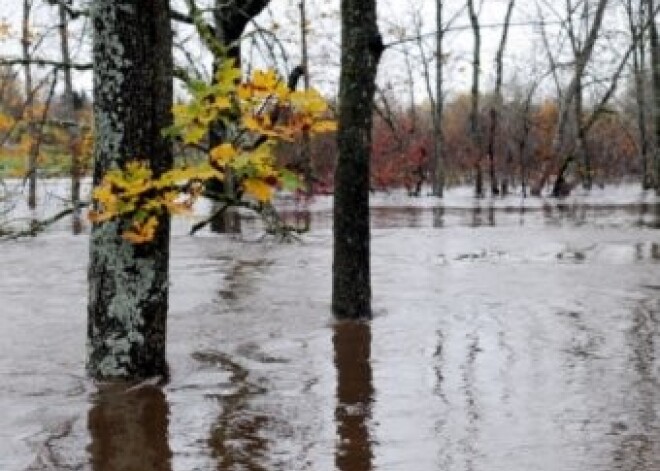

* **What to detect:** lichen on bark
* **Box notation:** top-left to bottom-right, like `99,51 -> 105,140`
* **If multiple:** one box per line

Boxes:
87,0 -> 173,380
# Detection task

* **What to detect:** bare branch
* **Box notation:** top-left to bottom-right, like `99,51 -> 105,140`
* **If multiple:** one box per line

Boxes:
0,57 -> 92,70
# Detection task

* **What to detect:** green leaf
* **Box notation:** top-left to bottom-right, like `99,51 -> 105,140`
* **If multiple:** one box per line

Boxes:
280,169 -> 302,191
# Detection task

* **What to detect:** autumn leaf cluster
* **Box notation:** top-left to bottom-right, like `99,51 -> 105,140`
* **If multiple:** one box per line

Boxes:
90,60 -> 336,243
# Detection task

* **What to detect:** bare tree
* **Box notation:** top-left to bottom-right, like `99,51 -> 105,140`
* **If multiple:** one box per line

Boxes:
648,0 -> 660,191
56,1 -> 82,233
467,0 -> 483,197
487,0 -> 516,196
433,0 -> 446,197
532,0 -> 609,196
22,0 -> 37,209
626,0 -> 653,188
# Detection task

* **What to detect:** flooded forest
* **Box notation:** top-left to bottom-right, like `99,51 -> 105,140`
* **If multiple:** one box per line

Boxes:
1,0 -> 660,470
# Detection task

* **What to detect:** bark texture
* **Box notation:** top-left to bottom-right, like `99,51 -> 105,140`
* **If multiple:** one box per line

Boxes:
332,0 -> 382,319
87,0 -> 173,379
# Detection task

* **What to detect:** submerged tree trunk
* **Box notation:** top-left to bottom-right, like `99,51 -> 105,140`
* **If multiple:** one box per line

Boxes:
332,0 -> 382,319
87,0 -> 173,380
467,0 -> 483,197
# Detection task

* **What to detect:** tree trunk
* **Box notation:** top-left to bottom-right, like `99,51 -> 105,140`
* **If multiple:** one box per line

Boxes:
332,0 -> 382,319
488,0 -> 515,197
433,0 -> 445,197
533,0 -> 608,196
467,0 -> 483,197
57,3 -> 82,234
648,0 -> 660,192
87,0 -> 173,380
22,0 -> 37,209
299,0 -> 313,197
574,74 -> 592,190
629,0 -> 652,189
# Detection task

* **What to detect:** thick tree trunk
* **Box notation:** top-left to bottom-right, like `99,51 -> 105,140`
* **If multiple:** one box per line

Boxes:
332,0 -> 382,319
87,0 -> 173,380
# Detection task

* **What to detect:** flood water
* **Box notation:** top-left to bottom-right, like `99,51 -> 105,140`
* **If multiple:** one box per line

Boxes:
1,186 -> 660,471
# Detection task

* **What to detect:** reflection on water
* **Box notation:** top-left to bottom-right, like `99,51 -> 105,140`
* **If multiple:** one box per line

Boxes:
280,208 -> 311,232
334,321 -> 374,471
612,301 -> 660,469
201,350 -> 271,471
263,201 -> 660,231
461,334 -> 482,471
88,384 -> 172,471
5,197 -> 660,470
432,207 -> 444,228
469,206 -> 495,227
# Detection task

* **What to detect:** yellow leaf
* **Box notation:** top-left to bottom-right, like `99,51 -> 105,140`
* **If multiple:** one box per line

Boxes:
92,182 -> 118,207
122,216 -> 159,244
210,143 -> 238,166
311,119 -> 337,133
213,96 -> 232,110
238,84 -> 253,100
243,178 -> 274,202
243,115 -> 263,132
290,89 -> 328,114
183,124 -> 206,145
251,69 -> 279,91
88,210 -> 116,223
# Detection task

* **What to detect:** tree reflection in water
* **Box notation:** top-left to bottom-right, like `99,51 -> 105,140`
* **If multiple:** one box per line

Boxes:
334,320 -> 374,471
88,383 -> 172,471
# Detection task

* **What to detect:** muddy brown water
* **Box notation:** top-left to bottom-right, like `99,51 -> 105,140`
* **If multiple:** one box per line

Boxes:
1,201 -> 659,470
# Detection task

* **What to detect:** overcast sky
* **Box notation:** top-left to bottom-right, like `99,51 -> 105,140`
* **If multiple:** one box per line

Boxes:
0,0 -> 633,107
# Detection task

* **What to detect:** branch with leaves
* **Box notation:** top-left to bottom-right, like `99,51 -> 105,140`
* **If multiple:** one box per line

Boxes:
90,58 -> 335,243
